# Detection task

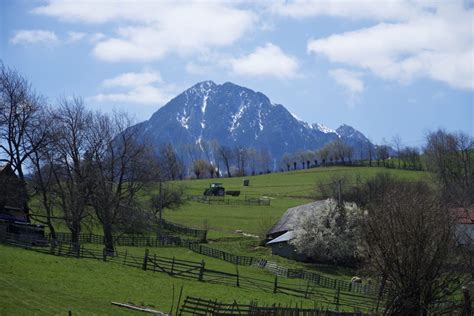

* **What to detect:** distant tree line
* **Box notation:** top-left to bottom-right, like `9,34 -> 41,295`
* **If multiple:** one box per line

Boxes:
178,140 -> 273,179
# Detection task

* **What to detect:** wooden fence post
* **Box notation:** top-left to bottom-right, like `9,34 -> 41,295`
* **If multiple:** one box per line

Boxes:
123,249 -> 128,265
334,286 -> 340,311
236,266 -> 240,287
273,276 -> 278,294
171,256 -> 175,275
198,260 -> 205,281
102,248 -> 107,262
142,248 -> 149,271
304,280 -> 311,299
462,287 -> 472,316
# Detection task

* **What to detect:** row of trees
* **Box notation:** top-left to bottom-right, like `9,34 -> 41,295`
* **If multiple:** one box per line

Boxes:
0,63 -> 184,254
185,141 -> 273,178
152,140 -> 274,180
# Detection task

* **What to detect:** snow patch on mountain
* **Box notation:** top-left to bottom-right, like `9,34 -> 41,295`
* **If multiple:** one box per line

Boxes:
314,123 -> 337,134
230,102 -> 247,135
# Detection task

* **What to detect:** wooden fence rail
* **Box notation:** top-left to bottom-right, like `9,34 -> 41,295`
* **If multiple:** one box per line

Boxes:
161,219 -> 208,241
187,195 -> 271,206
187,244 -> 378,296
0,233 -> 376,312
178,296 -> 372,316
51,232 -> 196,248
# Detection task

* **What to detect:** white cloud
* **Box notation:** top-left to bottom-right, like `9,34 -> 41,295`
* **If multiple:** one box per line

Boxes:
185,62 -> 215,75
229,43 -> 299,79
33,1 -> 257,62
270,0 -> 425,21
306,2 -> 474,90
91,70 -> 173,105
329,69 -> 364,93
92,85 -> 171,105
67,31 -> 86,42
10,30 -> 58,45
90,32 -> 105,43
102,71 -> 162,88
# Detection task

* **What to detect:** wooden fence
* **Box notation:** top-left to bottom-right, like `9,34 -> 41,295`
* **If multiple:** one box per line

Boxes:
187,195 -> 271,206
31,230 -> 375,297
161,219 -> 208,241
178,296 -> 371,316
52,232 -> 190,247
187,244 -> 377,296
0,233 -> 375,312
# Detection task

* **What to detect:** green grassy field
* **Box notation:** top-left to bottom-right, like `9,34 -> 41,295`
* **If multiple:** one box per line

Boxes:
162,166 -> 429,239
3,166 -> 430,314
0,244 -> 376,314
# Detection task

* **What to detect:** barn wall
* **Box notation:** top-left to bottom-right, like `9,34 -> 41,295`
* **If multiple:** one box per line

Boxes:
270,242 -> 307,262
456,224 -> 474,245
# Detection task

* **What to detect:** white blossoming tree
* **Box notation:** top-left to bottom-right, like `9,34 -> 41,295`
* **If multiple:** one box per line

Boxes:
290,199 -> 363,264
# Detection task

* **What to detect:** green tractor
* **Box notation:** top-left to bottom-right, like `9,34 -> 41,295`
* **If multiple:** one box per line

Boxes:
203,183 -> 240,197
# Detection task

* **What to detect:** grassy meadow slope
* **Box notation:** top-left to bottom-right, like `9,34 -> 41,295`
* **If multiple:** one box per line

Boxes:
161,166 -> 429,238
2,166 -> 430,313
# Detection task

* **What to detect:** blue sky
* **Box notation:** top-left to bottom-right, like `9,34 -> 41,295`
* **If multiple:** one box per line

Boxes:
1,0 -> 472,146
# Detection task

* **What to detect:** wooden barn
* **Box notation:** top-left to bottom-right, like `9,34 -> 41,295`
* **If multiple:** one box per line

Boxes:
0,164 -> 44,241
266,200 -> 330,261
450,207 -> 474,246
266,231 -> 308,261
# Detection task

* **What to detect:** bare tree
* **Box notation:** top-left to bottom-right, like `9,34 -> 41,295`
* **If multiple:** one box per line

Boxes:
391,135 -> 402,169
366,140 -> 374,167
317,146 -> 329,165
192,159 -> 209,179
217,144 -> 234,177
363,180 -> 468,315
375,145 -> 390,166
425,129 -> 473,207
281,153 -> 292,171
87,111 -> 157,254
247,147 -> 258,175
0,63 -> 44,180
234,146 -> 247,176
150,182 -> 186,238
158,143 -> 183,180
258,148 -> 272,173
0,63 -> 50,217
49,97 -> 94,252
399,146 -> 421,170
28,106 -> 59,239
210,140 -> 222,177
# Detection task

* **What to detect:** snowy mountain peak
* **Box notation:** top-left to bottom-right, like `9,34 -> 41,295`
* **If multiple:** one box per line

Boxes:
132,81 -> 373,159
313,123 -> 337,135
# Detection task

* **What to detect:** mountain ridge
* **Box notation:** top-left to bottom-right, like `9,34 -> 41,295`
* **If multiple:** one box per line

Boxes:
130,80 -> 373,160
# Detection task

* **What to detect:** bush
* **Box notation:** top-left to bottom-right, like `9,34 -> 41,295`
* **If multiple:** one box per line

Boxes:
290,199 -> 363,265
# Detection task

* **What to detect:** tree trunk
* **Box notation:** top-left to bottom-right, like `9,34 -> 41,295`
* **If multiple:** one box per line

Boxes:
70,221 -> 81,254
103,223 -> 115,255
225,162 -> 232,178
47,220 -> 57,240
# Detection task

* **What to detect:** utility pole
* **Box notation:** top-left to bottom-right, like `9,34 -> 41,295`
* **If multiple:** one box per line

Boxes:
158,180 -> 163,240
337,180 -> 342,206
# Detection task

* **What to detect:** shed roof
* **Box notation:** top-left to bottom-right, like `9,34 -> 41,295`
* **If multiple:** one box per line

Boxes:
451,207 -> 474,225
266,231 -> 294,245
267,200 -> 331,236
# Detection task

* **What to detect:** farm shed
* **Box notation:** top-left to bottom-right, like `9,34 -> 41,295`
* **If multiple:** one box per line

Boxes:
450,207 -> 474,245
0,164 -> 44,242
0,164 -> 29,223
266,200 -> 330,240
266,200 -> 331,261
266,231 -> 308,261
